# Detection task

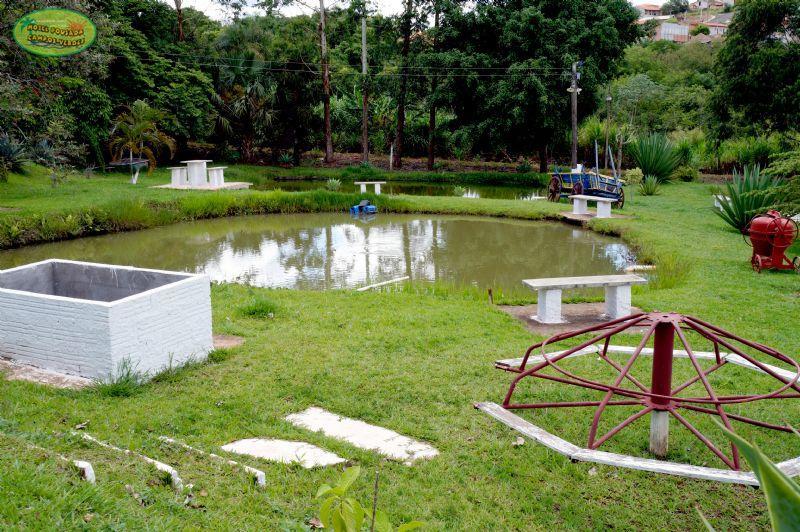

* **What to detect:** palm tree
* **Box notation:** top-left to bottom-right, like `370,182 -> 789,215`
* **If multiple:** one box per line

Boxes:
109,100 -> 175,184
214,56 -> 277,163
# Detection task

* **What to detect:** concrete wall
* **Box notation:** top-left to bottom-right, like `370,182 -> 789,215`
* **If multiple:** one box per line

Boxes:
0,260 -> 213,380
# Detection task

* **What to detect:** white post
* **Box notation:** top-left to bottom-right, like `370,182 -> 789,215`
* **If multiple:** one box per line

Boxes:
596,201 -> 612,218
374,183 -> 381,195
360,183 -> 367,193
604,284 -> 631,319
534,288 -> 563,324
649,411 -> 669,458
572,198 -> 588,215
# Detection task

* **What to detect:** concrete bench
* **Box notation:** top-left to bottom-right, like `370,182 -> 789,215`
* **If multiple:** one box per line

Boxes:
354,181 -> 387,194
208,166 -> 227,187
523,274 -> 647,324
569,195 -> 616,218
167,167 -> 188,187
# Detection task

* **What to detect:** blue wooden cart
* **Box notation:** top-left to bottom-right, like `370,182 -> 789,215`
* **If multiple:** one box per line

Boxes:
547,166 -> 625,208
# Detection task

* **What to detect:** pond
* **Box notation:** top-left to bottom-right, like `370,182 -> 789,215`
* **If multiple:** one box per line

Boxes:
0,214 -> 633,292
254,180 -> 545,200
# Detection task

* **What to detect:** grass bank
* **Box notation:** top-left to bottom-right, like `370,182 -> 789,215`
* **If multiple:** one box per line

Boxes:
1,164 -> 799,529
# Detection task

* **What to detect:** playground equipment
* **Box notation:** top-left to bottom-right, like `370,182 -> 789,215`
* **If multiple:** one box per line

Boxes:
491,312 -> 800,477
745,210 -> 799,273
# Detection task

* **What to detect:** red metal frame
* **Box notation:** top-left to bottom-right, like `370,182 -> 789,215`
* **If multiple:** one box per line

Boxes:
498,312 -> 800,470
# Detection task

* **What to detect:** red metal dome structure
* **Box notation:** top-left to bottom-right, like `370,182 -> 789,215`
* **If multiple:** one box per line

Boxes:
490,312 -> 800,476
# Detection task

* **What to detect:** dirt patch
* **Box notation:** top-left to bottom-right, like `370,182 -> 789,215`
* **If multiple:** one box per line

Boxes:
0,357 -> 92,389
213,334 -> 245,349
499,303 -> 645,336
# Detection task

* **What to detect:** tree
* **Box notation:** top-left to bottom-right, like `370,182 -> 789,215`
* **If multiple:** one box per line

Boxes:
109,100 -> 176,183
392,0 -> 415,168
691,23 -> 709,35
712,0 -> 800,138
661,0 -> 689,15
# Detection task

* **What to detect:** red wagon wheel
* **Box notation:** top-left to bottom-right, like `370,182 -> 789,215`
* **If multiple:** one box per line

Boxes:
547,177 -> 560,202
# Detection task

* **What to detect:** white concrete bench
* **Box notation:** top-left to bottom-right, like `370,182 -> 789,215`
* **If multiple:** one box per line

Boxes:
523,274 -> 647,324
167,167 -> 188,186
208,166 -> 227,187
569,195 -> 616,218
354,181 -> 387,194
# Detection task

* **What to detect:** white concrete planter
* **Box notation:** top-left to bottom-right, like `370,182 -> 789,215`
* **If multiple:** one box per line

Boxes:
0,260 -> 213,380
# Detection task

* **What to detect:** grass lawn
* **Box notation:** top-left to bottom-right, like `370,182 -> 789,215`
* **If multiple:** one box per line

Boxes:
1,165 -> 799,529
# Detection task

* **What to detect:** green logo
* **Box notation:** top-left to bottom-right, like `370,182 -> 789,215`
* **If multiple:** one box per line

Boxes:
12,8 -> 96,57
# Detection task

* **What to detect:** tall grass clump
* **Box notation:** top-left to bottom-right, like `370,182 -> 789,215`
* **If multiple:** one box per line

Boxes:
92,359 -> 144,397
325,178 -> 342,191
716,165 -> 781,233
719,135 -> 780,170
639,175 -> 661,196
627,134 -> 679,183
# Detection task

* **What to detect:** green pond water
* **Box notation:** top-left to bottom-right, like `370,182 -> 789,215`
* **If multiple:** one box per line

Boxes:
0,214 -> 633,292
255,180 -> 545,200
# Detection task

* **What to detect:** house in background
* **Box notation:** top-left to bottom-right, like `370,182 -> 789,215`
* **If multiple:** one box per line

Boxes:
636,3 -> 663,16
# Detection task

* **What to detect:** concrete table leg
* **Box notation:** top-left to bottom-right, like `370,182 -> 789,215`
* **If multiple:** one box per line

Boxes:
572,199 -> 588,215
534,288 -> 563,324
374,183 -> 381,195
360,183 -> 367,193
605,284 -> 631,319
596,201 -> 612,218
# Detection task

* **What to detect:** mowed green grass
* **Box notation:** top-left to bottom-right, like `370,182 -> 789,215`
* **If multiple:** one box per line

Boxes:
1,165 -> 799,529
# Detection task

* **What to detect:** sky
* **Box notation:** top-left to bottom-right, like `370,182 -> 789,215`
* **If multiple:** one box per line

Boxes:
179,0 -> 406,22
178,0 -> 660,22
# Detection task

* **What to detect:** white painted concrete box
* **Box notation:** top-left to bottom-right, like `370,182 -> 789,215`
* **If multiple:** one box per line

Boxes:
0,260 -> 213,380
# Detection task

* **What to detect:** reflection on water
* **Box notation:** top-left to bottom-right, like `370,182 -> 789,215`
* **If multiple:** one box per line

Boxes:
0,214 -> 633,291
255,180 -> 545,200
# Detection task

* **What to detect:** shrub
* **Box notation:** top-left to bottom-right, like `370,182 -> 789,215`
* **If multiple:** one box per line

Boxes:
672,165 -> 699,182
452,185 -> 467,197
625,168 -> 644,185
639,175 -> 661,196
325,178 -> 342,191
765,150 -> 800,179
691,24 -> 709,36
627,134 -> 679,183
716,165 -> 782,232
719,136 -> 780,170
516,161 -> 532,174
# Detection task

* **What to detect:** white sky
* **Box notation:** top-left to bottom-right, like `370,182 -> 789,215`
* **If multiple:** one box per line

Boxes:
180,0 -> 406,22
178,0 -> 656,23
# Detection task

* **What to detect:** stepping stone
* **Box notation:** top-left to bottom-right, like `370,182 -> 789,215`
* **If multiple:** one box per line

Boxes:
285,407 -> 438,464
220,438 -> 345,469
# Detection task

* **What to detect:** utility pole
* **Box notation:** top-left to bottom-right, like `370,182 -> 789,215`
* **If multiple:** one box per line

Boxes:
604,91 -> 612,170
567,61 -> 582,168
319,0 -> 333,163
361,12 -> 369,163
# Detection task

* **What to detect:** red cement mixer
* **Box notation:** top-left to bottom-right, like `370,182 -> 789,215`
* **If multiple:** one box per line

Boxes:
745,210 -> 799,273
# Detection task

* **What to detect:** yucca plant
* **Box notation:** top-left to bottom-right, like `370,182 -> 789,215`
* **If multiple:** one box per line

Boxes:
639,175 -> 661,196
716,165 -> 781,233
699,425 -> 800,531
0,134 -> 29,177
627,134 -> 679,183
325,178 -> 342,191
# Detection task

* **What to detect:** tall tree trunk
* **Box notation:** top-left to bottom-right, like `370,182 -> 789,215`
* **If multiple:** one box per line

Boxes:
292,88 -> 302,166
319,0 -> 333,163
361,15 -> 369,163
393,0 -> 413,169
176,6 -> 184,41
426,9 -> 439,171
538,144 -> 547,173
